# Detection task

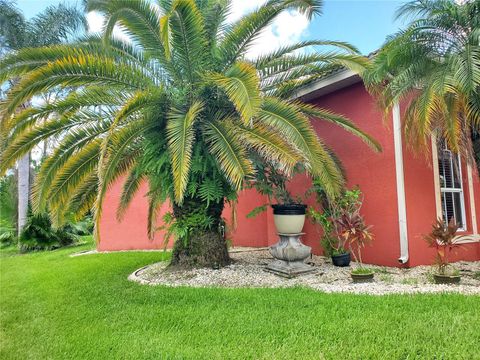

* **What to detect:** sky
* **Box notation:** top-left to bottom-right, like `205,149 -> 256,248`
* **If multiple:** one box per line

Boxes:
16,0 -> 408,56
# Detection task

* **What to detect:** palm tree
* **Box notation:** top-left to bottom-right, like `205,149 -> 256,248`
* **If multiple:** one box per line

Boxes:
365,0 -> 480,164
0,0 -> 380,267
0,0 -> 86,236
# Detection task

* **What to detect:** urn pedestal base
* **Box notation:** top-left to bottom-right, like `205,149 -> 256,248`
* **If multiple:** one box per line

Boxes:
265,233 -> 316,278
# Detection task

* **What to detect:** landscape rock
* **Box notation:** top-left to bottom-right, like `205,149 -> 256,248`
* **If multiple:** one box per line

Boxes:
129,249 -> 480,295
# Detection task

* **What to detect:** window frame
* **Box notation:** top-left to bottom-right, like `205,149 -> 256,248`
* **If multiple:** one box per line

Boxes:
438,143 -> 467,231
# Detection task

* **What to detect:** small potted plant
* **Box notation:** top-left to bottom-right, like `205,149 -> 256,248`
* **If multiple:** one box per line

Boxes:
424,218 -> 462,284
334,206 -> 374,282
308,184 -> 363,267
309,208 -> 350,265
248,161 -> 306,234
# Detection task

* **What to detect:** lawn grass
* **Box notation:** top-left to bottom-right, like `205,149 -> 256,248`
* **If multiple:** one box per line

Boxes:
1,238 -> 479,359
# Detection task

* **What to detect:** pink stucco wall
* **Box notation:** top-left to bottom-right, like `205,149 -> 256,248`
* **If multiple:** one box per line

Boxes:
98,81 -> 480,266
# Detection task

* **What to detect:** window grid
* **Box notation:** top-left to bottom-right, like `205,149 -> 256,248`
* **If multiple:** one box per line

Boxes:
438,142 -> 467,231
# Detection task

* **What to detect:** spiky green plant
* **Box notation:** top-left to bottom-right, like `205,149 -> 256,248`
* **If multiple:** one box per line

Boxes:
366,0 -> 480,164
0,0 -> 380,267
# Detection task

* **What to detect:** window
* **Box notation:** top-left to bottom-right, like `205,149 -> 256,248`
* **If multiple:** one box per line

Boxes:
437,140 -> 467,230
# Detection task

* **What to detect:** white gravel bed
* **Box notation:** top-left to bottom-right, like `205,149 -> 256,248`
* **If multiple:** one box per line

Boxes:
129,250 -> 480,295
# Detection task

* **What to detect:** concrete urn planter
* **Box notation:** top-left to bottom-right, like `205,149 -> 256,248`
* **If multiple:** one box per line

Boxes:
266,205 -> 315,278
265,232 -> 316,278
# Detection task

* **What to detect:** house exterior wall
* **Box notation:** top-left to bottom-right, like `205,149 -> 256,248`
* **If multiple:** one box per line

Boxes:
98,81 -> 480,267
306,82 -> 402,266
401,135 -> 480,265
98,179 -> 275,251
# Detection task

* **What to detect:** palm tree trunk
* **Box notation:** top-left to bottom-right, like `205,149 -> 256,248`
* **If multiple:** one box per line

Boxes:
170,197 -> 230,268
17,153 -> 30,237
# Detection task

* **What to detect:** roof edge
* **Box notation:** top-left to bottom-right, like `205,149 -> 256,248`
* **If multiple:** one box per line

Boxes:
293,69 -> 361,101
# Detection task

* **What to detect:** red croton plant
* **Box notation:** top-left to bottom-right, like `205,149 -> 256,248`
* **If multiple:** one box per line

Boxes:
424,218 -> 461,275
334,208 -> 374,267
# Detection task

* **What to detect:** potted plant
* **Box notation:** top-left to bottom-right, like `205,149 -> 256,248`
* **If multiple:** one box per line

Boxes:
308,184 -> 363,267
248,161 -> 306,234
424,218 -> 462,284
334,205 -> 374,282
308,208 -> 349,265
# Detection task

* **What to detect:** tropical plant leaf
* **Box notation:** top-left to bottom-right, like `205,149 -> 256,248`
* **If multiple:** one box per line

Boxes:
235,122 -> 300,175
258,97 -> 343,197
167,101 -> 203,203
203,120 -> 254,190
296,102 -> 382,152
210,62 -> 261,125
117,166 -> 145,221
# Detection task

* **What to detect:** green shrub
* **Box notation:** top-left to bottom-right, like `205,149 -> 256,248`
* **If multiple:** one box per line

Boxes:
0,175 -> 17,247
0,175 -> 17,227
320,236 -> 335,257
19,213 -> 60,251
18,213 -> 79,251
62,215 -> 94,236
0,224 -> 16,248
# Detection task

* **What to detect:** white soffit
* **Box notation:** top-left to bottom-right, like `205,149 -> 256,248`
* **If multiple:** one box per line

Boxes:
294,69 -> 361,101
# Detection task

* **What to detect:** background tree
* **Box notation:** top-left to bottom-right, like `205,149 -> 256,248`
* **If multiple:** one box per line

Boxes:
0,0 -> 380,267
365,0 -> 480,168
0,0 -> 87,236
0,174 -> 16,245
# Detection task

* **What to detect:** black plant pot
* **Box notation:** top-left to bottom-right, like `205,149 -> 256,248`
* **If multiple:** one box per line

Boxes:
271,204 -> 307,215
331,253 -> 351,267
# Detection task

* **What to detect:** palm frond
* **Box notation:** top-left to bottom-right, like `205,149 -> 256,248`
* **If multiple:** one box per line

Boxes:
1,115 -> 89,175
25,2 -> 86,47
295,102 -> 382,152
31,119 -> 111,213
117,165 -> 145,221
210,61 -> 261,125
2,86 -> 128,136
96,121 -> 151,223
219,0 -> 322,65
203,119 -> 254,190
167,101 -> 203,203
66,172 -> 98,220
146,179 -> 163,239
203,0 -> 230,49
367,0 -> 479,157
253,40 -> 359,69
258,97 -> 343,197
235,122 -> 300,175
168,0 -> 208,83
88,0 -> 165,58
3,53 -> 154,118
47,139 -> 101,226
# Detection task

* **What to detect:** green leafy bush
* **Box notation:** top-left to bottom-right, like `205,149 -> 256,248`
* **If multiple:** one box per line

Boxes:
308,183 -> 363,256
0,175 -> 17,246
62,215 -> 94,236
0,224 -> 16,248
161,211 -> 215,248
19,213 -> 60,250
18,213 -> 79,251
